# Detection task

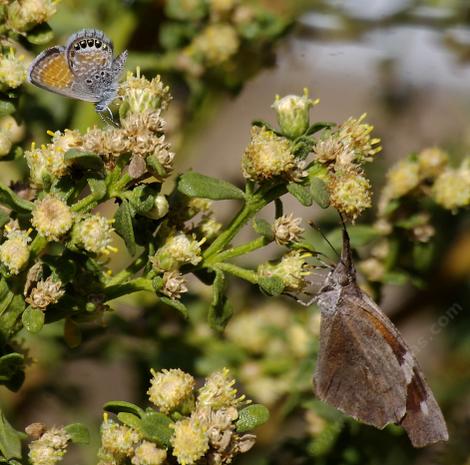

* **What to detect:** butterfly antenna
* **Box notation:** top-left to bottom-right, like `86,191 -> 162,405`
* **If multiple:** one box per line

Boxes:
308,219 -> 340,259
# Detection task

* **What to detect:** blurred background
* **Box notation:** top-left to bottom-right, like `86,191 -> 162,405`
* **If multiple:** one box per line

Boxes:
1,0 -> 470,464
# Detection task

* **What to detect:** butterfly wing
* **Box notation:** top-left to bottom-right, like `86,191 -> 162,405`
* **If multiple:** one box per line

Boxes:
28,46 -> 99,102
314,289 -> 408,428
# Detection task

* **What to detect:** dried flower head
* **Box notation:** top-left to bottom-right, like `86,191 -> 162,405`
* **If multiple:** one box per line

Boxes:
197,368 -> 245,410
28,427 -> 70,465
148,368 -> 195,414
100,419 -> 140,458
257,250 -> 312,292
272,213 -> 304,246
31,195 -> 73,240
198,216 -> 222,240
242,126 -> 296,182
272,89 -> 318,138
161,271 -> 188,300
150,232 -> 203,271
170,418 -> 209,465
131,441 -> 167,465
26,276 -> 64,309
328,169 -> 372,221
120,69 -> 171,115
358,257 -> 385,282
314,136 -> 349,165
0,48 -> 26,90
73,214 -> 115,255
0,223 -> 31,274
82,127 -> 130,158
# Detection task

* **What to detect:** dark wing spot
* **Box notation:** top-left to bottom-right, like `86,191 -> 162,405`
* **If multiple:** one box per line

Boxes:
74,43 -> 80,51
80,40 -> 87,48
95,40 -> 102,48
87,39 -> 94,47
86,78 -> 92,85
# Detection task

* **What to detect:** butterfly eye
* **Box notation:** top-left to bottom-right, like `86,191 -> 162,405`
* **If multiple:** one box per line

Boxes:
95,40 -> 102,48
87,39 -> 94,47
80,40 -> 87,48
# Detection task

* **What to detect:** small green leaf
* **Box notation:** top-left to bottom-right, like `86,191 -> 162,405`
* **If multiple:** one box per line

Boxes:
0,411 -> 22,460
0,101 -> 15,118
21,307 -> 44,334
88,178 -> 107,200
26,23 -> 54,45
236,404 -> 270,433
63,319 -> 81,348
178,172 -> 244,200
114,200 -> 136,255
310,177 -> 330,209
140,412 -> 173,447
0,183 -> 33,213
287,182 -> 312,207
117,413 -> 142,430
0,353 -> 24,391
64,423 -> 89,444
146,155 -> 167,178
306,122 -> 334,135
65,149 -> 104,170
159,296 -> 188,318
208,270 -> 233,331
104,401 -> 145,418
413,243 -> 434,272
0,295 -> 25,341
258,276 -> 285,296
252,219 -> 273,240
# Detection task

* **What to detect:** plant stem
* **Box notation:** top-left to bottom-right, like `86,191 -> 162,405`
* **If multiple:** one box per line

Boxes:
208,236 -> 269,264
105,254 -> 147,286
103,277 -> 154,301
71,194 -> 97,213
215,262 -> 258,284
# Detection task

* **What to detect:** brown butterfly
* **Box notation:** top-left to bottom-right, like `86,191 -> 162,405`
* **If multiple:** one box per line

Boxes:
312,227 -> 448,448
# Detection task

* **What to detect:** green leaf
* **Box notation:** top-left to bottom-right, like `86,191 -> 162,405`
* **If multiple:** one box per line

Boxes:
258,276 -> 285,296
63,319 -> 81,348
306,122 -> 334,135
287,182 -> 312,207
0,295 -> 25,341
178,172 -> 244,200
413,243 -> 434,272
0,278 -> 13,316
0,101 -> 15,118
114,200 -> 136,255
252,219 -> 273,240
0,411 -> 22,460
104,401 -> 145,418
0,353 -> 24,391
21,307 -> 44,334
65,149 -> 104,170
310,177 -> 330,209
64,423 -> 89,444
117,413 -> 142,430
88,178 -> 107,201
236,404 -> 270,433
146,155 -> 167,178
382,271 -> 409,285
208,270 -> 233,331
140,412 -> 173,447
159,296 -> 188,318
26,23 -> 54,45
0,183 -> 33,213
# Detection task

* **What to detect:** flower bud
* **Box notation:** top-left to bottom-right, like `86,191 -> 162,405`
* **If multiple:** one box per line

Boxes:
100,420 -> 140,458
386,159 -> 420,199
272,213 -> 304,246
197,368 -> 245,410
150,232 -> 202,271
0,48 -> 26,91
131,441 -> 167,465
0,225 -> 30,274
272,90 -> 317,138
7,0 -> 57,32
161,271 -> 188,300
73,214 -> 115,255
28,427 -> 70,465
433,164 -> 470,211
417,147 -> 448,179
143,194 -> 169,220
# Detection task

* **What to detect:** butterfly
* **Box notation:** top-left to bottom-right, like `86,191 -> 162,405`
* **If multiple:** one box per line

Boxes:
28,29 -> 127,121
311,226 -> 448,447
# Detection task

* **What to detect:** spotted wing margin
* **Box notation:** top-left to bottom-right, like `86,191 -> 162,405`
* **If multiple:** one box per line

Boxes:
28,46 -> 98,102
314,290 -> 408,429
351,292 -> 448,447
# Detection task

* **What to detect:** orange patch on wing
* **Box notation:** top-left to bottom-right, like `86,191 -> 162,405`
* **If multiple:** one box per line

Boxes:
36,53 -> 73,88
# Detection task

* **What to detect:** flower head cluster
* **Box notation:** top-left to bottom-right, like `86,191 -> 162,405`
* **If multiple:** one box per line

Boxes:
6,0 -> 57,32
0,220 -> 31,274
257,250 -> 312,292
0,115 -> 24,157
161,271 -> 188,300
432,159 -> 470,211
25,130 -> 82,187
72,214 -> 115,255
150,231 -> 203,271
242,126 -> 304,182
98,369 -> 262,465
31,195 -> 73,241
147,368 -> 195,413
0,48 -> 27,91
28,427 -> 70,465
